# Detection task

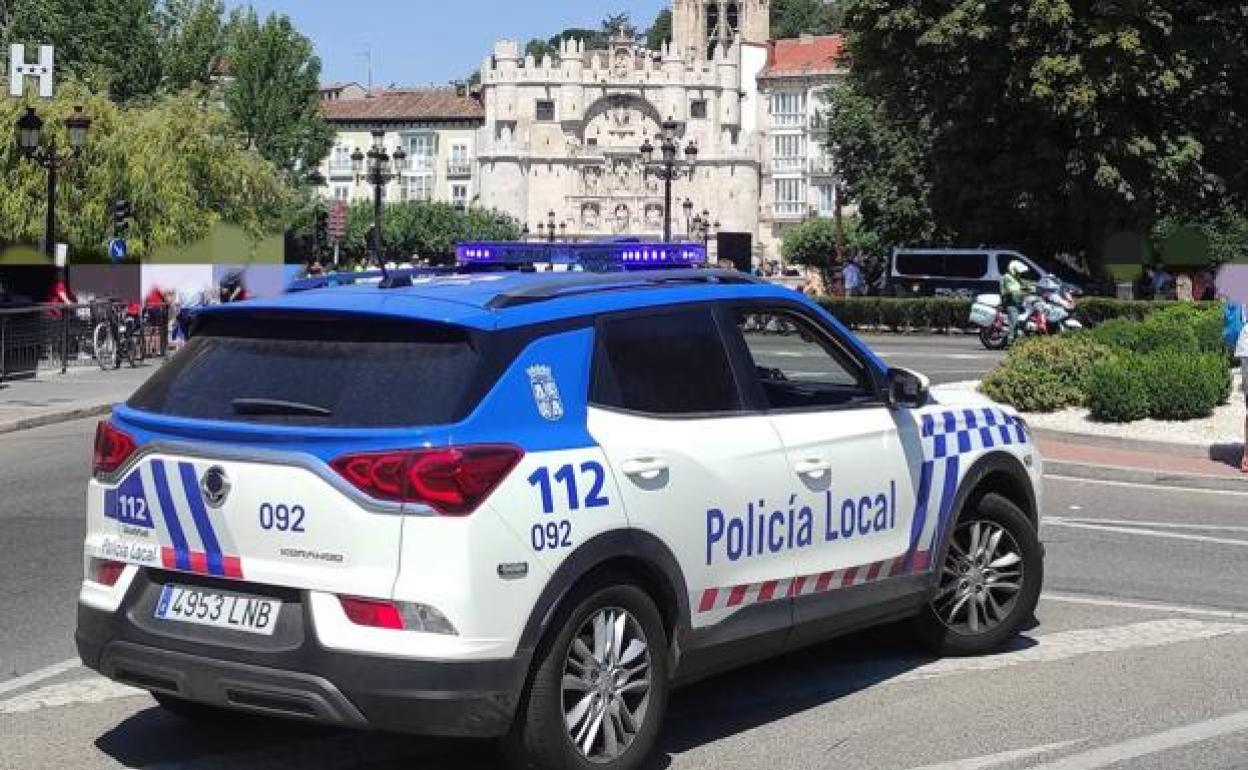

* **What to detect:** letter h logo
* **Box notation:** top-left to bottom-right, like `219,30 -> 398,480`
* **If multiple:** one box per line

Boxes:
9,44 -> 55,98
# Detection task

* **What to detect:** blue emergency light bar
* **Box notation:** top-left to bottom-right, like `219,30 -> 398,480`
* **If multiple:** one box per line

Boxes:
456,241 -> 707,272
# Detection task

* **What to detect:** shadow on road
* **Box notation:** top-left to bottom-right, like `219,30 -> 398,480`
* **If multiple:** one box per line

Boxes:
93,622 -> 1040,770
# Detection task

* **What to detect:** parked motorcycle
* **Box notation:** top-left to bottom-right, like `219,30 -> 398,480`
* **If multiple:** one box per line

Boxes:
969,278 -> 1083,350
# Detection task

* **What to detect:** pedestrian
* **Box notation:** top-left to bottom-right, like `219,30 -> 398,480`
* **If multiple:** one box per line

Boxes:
842,254 -> 865,297
1228,299 -> 1248,473
1147,264 -> 1174,300
1175,272 -> 1194,302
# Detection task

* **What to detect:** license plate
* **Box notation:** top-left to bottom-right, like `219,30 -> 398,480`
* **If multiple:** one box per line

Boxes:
154,584 -> 281,636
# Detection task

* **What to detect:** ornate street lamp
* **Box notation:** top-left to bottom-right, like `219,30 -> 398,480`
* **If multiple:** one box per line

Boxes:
16,105 -> 91,260
640,120 -> 698,242
352,129 -> 407,269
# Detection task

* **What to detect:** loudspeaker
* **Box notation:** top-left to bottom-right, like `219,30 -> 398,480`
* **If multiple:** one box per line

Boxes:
716,232 -> 752,272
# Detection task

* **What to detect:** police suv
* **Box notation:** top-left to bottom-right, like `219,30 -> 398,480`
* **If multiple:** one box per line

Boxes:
78,247 -> 1044,770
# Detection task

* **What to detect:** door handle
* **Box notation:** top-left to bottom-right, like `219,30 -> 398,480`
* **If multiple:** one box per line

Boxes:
621,457 -> 669,480
794,458 -> 832,478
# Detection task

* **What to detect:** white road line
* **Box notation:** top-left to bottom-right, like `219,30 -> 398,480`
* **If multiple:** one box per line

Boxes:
1022,710 -> 1248,770
901,741 -> 1081,770
1043,474 -> 1248,497
1055,517 -> 1248,534
892,620 -> 1248,684
1044,518 -> 1248,548
1042,593 -> 1248,622
0,676 -> 141,714
0,658 -> 80,697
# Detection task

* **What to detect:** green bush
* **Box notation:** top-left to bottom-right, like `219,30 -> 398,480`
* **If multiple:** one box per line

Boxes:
979,336 -> 1112,412
1087,355 -> 1153,423
1141,352 -> 1228,420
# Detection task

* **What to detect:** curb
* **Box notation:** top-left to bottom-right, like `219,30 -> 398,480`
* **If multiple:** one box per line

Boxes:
0,402 -> 115,436
1030,427 -> 1234,462
1044,459 -> 1248,494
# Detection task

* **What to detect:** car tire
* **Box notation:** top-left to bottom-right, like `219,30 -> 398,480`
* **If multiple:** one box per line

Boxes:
916,492 -> 1043,657
504,580 -> 670,770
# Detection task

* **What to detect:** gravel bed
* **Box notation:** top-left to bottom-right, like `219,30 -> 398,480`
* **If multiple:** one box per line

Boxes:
933,375 -> 1246,448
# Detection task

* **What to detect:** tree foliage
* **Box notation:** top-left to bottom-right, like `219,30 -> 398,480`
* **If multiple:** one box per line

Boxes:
645,9 -> 672,50
157,0 -> 227,92
832,0 -> 1248,272
223,7 -> 333,177
0,84 -> 292,260
771,0 -> 843,39
7,0 -> 163,101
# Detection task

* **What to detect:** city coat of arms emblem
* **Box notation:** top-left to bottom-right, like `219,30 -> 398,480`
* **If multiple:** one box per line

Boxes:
527,365 -> 565,421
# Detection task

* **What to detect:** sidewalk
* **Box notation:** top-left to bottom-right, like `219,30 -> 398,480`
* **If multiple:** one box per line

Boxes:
1038,437 -> 1248,493
0,364 -> 159,435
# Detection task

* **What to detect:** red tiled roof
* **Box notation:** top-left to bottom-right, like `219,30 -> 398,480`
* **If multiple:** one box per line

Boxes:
758,35 -> 848,78
321,88 -> 483,123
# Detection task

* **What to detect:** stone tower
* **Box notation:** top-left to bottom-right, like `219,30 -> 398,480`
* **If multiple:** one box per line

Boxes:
671,0 -> 770,61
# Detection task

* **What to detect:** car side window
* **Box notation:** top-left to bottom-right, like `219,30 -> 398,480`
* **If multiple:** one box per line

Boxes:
592,308 -> 743,416
732,308 -> 877,411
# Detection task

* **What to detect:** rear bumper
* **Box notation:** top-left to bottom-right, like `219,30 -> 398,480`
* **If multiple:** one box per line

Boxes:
75,578 -> 530,738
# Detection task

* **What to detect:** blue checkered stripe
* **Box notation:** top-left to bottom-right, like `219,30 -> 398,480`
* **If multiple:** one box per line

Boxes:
921,407 -> 1028,460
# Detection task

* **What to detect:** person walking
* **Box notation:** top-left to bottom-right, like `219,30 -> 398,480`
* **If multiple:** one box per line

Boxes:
842,255 -> 865,297
1228,299 -> 1248,473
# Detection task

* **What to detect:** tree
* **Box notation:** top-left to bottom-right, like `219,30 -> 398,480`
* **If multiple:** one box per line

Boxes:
223,8 -> 333,177
645,9 -> 672,50
157,0 -> 227,92
6,0 -> 163,101
0,84 -> 292,260
303,202 -> 521,266
771,0 -> 842,39
835,0 -> 1241,273
601,12 -> 634,40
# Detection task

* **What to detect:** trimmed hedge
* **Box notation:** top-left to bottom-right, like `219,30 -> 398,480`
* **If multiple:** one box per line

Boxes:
982,302 -> 1233,422
818,296 -> 1214,332
979,336 -> 1111,413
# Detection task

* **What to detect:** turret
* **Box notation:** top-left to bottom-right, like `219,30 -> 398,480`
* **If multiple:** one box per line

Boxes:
560,38 -> 585,122
717,38 -> 741,127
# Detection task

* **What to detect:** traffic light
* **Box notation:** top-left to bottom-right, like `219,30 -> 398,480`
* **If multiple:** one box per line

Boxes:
111,199 -> 132,237
314,209 -> 329,251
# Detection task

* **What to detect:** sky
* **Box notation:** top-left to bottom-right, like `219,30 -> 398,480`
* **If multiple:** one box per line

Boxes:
226,0 -> 669,88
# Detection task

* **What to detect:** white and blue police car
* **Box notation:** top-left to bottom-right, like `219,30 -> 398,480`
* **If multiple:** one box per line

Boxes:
77,244 -> 1044,770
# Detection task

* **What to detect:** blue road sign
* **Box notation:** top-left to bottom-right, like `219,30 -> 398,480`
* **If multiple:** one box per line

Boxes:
108,238 -> 127,263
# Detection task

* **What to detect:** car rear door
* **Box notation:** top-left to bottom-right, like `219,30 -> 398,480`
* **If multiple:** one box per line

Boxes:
586,305 -> 797,649
721,302 -> 930,628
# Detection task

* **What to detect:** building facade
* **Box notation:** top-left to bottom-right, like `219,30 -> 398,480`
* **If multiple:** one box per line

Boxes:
317,88 -> 484,208
475,1 -> 774,261
756,35 -> 850,260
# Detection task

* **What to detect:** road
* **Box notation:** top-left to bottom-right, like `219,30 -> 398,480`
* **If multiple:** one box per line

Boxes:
7,390 -> 1248,768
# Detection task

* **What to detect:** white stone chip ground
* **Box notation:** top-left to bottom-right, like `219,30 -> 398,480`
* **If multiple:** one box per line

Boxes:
934,374 -> 1247,449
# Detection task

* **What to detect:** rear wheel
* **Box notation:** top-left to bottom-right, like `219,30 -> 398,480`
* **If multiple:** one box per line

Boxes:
504,581 -> 669,770
979,325 -> 1009,351
916,492 -> 1043,656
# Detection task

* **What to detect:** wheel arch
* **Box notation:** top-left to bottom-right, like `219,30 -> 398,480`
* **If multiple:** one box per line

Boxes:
516,528 -> 691,671
931,451 -> 1038,584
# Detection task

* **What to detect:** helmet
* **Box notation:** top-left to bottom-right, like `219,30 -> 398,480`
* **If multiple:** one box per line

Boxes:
1008,261 -> 1028,276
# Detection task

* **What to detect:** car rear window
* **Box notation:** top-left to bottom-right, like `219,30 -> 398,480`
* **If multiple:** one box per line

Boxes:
128,314 -> 487,427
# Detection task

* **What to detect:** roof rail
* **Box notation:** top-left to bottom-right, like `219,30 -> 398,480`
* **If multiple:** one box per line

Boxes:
485,269 -> 762,310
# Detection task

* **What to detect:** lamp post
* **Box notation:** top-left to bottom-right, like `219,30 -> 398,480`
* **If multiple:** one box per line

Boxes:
16,105 -> 91,260
351,129 -> 407,267
640,120 -> 698,242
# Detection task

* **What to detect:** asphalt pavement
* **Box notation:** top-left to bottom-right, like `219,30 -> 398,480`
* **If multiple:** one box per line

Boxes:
3,415 -> 1248,770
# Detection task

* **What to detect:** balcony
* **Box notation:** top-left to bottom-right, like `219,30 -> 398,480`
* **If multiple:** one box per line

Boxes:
407,155 -> 436,173
771,157 -> 806,174
771,202 -> 806,220
770,113 -> 807,130
328,160 -> 354,178
809,156 -> 837,176
446,159 -> 473,177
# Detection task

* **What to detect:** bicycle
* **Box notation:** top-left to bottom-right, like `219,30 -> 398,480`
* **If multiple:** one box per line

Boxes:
93,301 -> 143,370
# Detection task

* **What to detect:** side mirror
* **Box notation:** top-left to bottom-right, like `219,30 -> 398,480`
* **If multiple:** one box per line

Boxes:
886,367 -> 930,409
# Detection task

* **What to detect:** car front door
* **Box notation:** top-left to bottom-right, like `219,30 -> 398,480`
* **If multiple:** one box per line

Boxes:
586,305 -> 798,654
722,302 -> 931,630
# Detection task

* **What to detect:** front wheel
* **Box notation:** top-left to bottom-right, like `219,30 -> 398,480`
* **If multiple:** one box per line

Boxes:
979,325 -> 1009,351
504,581 -> 669,770
916,492 -> 1043,656
92,323 -> 118,371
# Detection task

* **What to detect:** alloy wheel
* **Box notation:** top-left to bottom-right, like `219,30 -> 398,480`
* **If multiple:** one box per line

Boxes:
561,606 -> 652,763
931,520 -> 1024,635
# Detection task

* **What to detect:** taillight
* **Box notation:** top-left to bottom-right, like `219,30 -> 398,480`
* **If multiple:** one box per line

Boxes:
330,445 -> 522,515
339,596 -> 404,630
88,558 -> 126,587
93,421 -> 137,477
